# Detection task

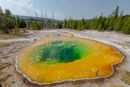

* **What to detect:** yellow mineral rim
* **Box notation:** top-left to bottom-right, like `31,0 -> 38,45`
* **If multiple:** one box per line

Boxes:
17,36 -> 124,84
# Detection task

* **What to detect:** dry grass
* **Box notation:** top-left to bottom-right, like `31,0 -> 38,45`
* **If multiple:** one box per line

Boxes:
120,70 -> 130,85
116,42 -> 128,46
0,33 -> 26,40
0,28 -> 28,40
0,34 -> 18,39
0,43 -> 11,47
109,83 -> 125,87
56,34 -> 61,36
33,31 -> 39,34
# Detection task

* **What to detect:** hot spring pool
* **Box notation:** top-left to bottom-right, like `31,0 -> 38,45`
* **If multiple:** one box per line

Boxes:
17,36 -> 124,84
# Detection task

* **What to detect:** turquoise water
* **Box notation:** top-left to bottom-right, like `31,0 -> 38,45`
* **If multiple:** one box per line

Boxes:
28,40 -> 92,65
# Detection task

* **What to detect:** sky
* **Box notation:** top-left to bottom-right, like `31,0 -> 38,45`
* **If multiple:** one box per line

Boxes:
0,0 -> 130,20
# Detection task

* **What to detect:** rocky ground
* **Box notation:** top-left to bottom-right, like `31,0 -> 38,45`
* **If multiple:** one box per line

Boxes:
0,29 -> 130,87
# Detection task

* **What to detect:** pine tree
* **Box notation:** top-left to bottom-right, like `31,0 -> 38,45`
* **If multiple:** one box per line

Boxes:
68,17 -> 72,28
0,7 -> 14,33
91,17 -> 98,29
81,18 -> 85,29
114,6 -> 119,18
32,20 -> 36,30
32,20 -> 41,30
81,18 -> 85,25
63,19 -> 67,28
77,21 -> 82,30
0,6 -> 2,13
39,21 -> 44,29
122,17 -> 130,34
72,20 -> 77,29
113,11 -> 123,31
104,16 -> 110,30
17,16 -> 20,26
84,22 -> 89,29
26,20 -> 30,30
5,9 -> 12,16
19,19 -> 26,28
98,23 -> 102,31
14,21 -> 19,34
108,17 -> 116,30
56,22 -> 62,29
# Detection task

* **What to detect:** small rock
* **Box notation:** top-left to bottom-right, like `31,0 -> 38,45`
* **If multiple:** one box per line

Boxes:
34,39 -> 37,41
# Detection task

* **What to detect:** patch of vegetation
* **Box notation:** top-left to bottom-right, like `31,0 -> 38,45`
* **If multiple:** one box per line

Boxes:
120,70 -> 130,85
0,6 -> 27,34
56,22 -> 62,29
0,5 -> 57,33
0,34 -> 17,39
0,43 -> 11,47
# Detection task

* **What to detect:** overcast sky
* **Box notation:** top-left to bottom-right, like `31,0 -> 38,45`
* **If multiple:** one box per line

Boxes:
0,0 -> 130,20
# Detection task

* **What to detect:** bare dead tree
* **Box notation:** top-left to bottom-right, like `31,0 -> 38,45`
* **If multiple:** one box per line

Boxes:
29,17 -> 31,29
65,14 -> 69,28
34,10 -> 38,20
41,9 -> 44,29
45,10 -> 48,29
51,11 -> 54,29
27,16 -> 31,29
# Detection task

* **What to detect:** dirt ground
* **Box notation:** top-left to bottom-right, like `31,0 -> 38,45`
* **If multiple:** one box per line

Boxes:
0,29 -> 130,87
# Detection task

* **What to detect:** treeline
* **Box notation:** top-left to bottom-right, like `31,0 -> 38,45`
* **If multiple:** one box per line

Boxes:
0,6 -> 28,33
0,6 -> 56,34
1,5 -> 130,34
58,6 -> 130,34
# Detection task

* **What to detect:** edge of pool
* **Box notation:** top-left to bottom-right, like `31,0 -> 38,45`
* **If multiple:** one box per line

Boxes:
15,32 -> 125,85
